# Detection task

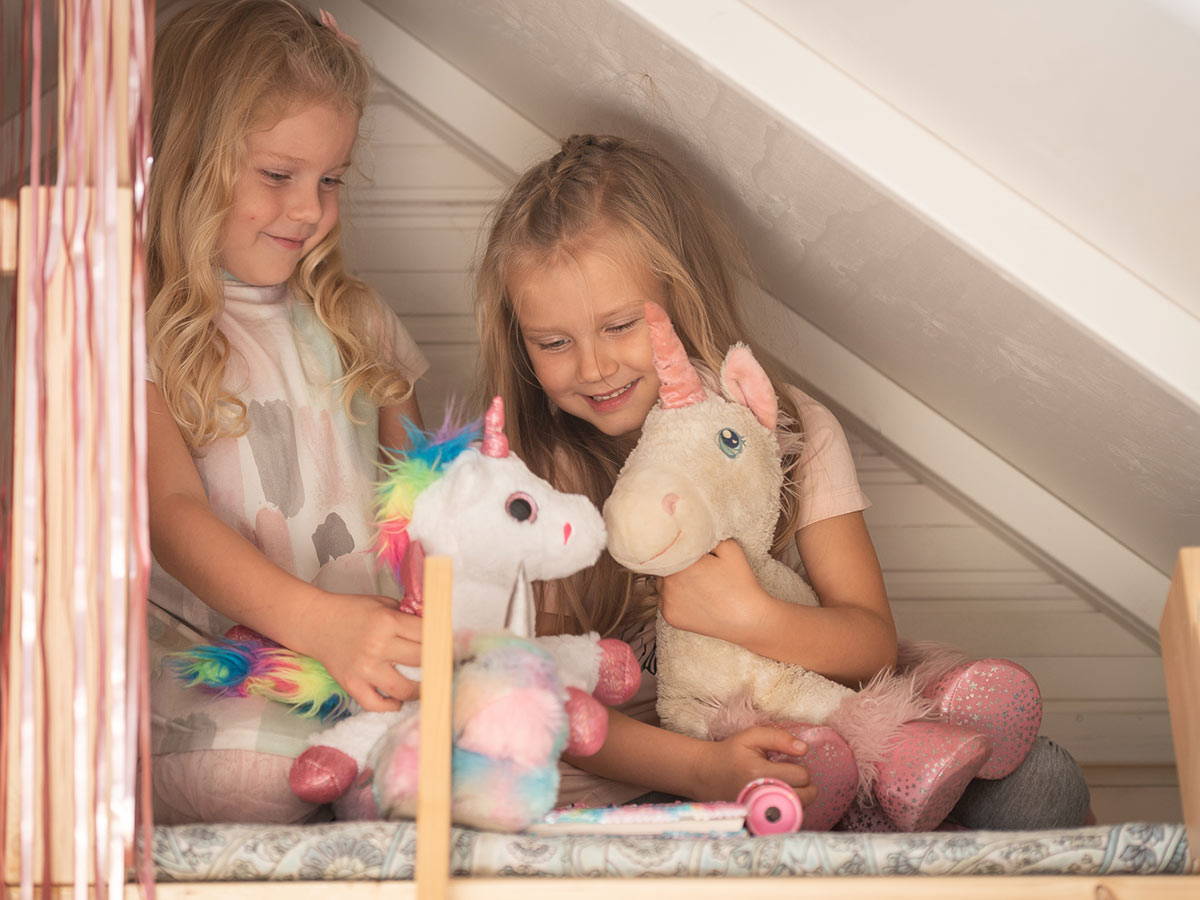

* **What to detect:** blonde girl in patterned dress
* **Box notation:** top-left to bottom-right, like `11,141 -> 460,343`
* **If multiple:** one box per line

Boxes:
145,0 -> 428,823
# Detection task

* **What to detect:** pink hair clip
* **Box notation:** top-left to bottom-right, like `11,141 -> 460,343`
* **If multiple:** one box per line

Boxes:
318,9 -> 361,50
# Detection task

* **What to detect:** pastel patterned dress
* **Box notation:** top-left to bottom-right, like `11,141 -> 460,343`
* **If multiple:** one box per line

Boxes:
148,279 -> 428,759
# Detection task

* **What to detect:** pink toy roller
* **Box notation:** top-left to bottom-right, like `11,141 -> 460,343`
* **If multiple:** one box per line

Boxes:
738,778 -> 803,835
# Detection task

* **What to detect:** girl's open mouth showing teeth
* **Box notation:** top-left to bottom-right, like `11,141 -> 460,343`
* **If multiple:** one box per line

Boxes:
592,383 -> 633,401
584,378 -> 639,411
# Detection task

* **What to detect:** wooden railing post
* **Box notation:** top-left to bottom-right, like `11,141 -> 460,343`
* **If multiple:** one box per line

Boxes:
416,556 -> 455,898
1160,547 -> 1199,872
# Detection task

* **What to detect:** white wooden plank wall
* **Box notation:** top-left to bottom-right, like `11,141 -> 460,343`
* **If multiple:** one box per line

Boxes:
343,86 -> 1177,820
343,90 -> 505,425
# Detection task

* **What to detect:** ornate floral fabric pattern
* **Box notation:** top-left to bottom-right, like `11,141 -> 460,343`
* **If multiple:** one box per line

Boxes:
152,822 -> 1190,881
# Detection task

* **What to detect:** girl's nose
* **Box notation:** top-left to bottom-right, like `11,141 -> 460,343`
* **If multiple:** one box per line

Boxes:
578,345 -> 619,384
288,185 -> 323,225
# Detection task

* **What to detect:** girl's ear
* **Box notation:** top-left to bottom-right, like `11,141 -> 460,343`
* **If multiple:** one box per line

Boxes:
720,344 -> 777,431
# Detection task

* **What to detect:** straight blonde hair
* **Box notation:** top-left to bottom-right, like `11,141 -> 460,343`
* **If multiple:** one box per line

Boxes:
475,134 -> 804,637
148,0 -> 411,448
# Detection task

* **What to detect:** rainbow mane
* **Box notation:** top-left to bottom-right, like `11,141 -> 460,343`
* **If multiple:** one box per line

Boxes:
375,412 -> 482,579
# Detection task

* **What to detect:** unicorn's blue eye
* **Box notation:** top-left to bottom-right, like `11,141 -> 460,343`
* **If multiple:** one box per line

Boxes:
717,428 -> 743,458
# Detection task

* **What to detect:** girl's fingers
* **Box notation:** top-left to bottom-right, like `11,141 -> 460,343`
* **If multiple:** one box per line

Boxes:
348,678 -> 403,713
374,665 -> 419,703
744,726 -> 809,758
387,608 -> 424,642
763,758 -> 811,788
381,633 -> 422,668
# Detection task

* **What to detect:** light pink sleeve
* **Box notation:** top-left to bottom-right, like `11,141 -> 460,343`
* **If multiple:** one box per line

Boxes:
786,386 -> 870,531
372,292 -> 430,383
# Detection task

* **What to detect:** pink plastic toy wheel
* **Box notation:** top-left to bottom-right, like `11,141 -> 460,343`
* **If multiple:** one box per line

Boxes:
738,777 -> 803,835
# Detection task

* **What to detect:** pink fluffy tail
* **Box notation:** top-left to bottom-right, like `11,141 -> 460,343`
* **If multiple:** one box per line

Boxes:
826,670 -> 933,800
706,690 -> 761,742
896,639 -> 970,694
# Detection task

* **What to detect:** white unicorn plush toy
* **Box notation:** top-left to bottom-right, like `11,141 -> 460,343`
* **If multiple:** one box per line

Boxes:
168,398 -> 642,829
603,303 -> 1041,831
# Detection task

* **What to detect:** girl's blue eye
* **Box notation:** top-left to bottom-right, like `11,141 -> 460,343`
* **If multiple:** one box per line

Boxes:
261,170 -> 288,182
321,176 -> 345,189
717,428 -> 743,458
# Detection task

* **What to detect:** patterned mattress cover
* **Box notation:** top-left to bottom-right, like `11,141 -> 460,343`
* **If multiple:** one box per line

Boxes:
153,821 -> 1190,881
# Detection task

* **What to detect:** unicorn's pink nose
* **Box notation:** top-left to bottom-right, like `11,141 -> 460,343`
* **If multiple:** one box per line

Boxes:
662,493 -> 679,516
563,522 -> 572,544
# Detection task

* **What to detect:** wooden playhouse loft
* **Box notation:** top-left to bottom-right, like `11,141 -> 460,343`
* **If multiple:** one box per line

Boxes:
3,0 -> 1198,894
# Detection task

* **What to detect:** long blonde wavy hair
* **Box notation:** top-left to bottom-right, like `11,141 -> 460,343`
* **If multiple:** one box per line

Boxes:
474,134 -> 804,638
148,0 -> 412,448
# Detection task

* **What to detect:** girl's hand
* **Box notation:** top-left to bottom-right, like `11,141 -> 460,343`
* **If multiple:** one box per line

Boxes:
687,726 -> 817,804
659,539 -> 772,645
295,592 -> 423,712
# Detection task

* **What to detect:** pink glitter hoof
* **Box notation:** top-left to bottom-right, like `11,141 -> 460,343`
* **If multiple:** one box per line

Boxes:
874,721 -> 990,832
924,658 -> 1042,779
593,639 -> 641,705
766,723 -> 857,831
290,745 -> 358,804
838,797 -> 898,832
222,624 -> 279,647
564,687 -> 608,756
738,778 -> 803,834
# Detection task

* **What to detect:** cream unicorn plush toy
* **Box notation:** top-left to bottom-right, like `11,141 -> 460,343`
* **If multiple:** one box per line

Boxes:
603,304 -> 1041,831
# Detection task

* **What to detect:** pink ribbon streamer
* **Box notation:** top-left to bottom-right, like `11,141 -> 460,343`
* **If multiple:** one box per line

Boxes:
8,2 -> 156,895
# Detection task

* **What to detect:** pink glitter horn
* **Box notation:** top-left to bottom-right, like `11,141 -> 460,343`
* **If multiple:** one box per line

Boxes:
482,395 -> 510,458
644,302 -> 707,409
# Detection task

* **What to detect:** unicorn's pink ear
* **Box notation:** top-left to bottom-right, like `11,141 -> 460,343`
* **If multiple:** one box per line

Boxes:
720,344 -> 777,431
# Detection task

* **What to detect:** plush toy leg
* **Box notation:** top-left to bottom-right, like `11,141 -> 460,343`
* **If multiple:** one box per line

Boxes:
290,745 -> 359,804
872,721 -> 990,832
838,797 -> 897,832
564,687 -> 609,756
594,638 -> 641,705
766,723 -> 857,831
534,634 -> 641,706
922,658 -> 1042,779
289,709 -> 407,806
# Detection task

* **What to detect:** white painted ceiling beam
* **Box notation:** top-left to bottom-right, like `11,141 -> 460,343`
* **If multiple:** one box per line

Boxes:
619,0 -> 1200,408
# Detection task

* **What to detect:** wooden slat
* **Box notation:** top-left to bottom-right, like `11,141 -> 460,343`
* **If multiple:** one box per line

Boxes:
871,525 -> 1039,571
1160,547 -> 1200,867
1041,701 -> 1174,765
1014,658 -> 1165,700
365,93 -> 444,144
892,609 -> 1154,657
415,556 -> 454,900
369,272 -> 475,317
368,144 -> 506,189
348,224 -> 482,271
861,483 -> 976,526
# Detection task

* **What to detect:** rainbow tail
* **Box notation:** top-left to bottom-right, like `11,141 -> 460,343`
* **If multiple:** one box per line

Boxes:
167,641 -> 350,720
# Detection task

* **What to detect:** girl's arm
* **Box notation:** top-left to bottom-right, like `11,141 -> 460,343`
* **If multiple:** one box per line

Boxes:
147,383 -> 421,710
659,511 -> 896,685
563,709 -> 818,804
378,391 -> 423,451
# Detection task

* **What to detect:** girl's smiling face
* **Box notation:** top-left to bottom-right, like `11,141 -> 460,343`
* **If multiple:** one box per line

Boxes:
219,103 -> 357,286
512,233 -> 665,437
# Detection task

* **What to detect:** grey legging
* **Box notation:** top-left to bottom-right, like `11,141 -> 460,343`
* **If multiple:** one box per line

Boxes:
946,736 -> 1091,830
